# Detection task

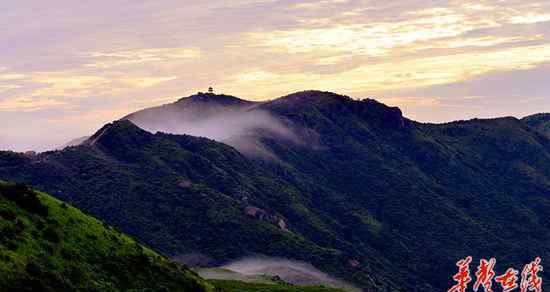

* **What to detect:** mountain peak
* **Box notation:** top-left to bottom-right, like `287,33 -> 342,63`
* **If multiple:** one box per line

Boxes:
88,120 -> 151,148
265,90 -> 351,108
261,90 -> 408,129
176,92 -> 254,107
523,112 -> 550,137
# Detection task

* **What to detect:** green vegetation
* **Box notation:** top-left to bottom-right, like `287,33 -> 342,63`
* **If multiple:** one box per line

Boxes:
0,181 -> 350,291
0,181 -> 211,292
1,91 -> 549,291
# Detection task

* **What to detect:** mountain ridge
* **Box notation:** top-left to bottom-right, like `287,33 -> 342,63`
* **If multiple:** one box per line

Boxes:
123,92 -> 257,123
523,113 -> 550,137
62,90 -> 546,151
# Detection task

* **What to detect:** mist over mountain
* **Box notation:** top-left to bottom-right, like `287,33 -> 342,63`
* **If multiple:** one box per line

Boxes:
1,90 -> 549,291
124,92 -> 309,159
58,136 -> 90,150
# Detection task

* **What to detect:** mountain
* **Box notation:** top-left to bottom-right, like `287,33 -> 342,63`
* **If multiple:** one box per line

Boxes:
124,92 -> 256,126
0,181 -> 211,292
58,92 -> 254,151
523,113 -> 550,137
123,92 -> 261,146
1,90 -> 549,291
123,92 -> 308,159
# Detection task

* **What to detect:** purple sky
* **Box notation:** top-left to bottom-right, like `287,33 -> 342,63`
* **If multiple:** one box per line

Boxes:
1,0 -> 550,151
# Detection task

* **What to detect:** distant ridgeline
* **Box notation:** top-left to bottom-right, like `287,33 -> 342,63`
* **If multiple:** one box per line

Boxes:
1,91 -> 549,291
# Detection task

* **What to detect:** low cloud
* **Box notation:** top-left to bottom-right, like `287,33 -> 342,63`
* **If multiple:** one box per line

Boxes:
127,103 -> 307,159
82,47 -> 201,69
221,257 -> 361,291
0,97 -> 68,112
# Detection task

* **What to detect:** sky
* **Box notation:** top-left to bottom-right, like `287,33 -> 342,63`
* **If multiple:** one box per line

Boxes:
1,0 -> 550,151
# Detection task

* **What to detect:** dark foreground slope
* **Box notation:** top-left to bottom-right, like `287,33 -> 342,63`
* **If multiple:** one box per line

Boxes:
0,182 -> 211,292
1,91 -> 549,291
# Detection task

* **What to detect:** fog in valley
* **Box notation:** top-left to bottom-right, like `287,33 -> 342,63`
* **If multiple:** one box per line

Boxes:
220,257 -> 361,291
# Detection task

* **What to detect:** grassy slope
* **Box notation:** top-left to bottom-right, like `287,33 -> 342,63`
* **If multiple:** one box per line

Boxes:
0,181 -> 211,292
0,181 -> 344,292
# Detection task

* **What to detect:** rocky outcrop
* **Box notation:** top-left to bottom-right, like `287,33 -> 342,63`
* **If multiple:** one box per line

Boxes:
244,205 -> 289,232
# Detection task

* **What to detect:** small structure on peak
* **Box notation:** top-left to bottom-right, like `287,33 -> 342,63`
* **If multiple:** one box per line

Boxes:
208,87 -> 214,94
